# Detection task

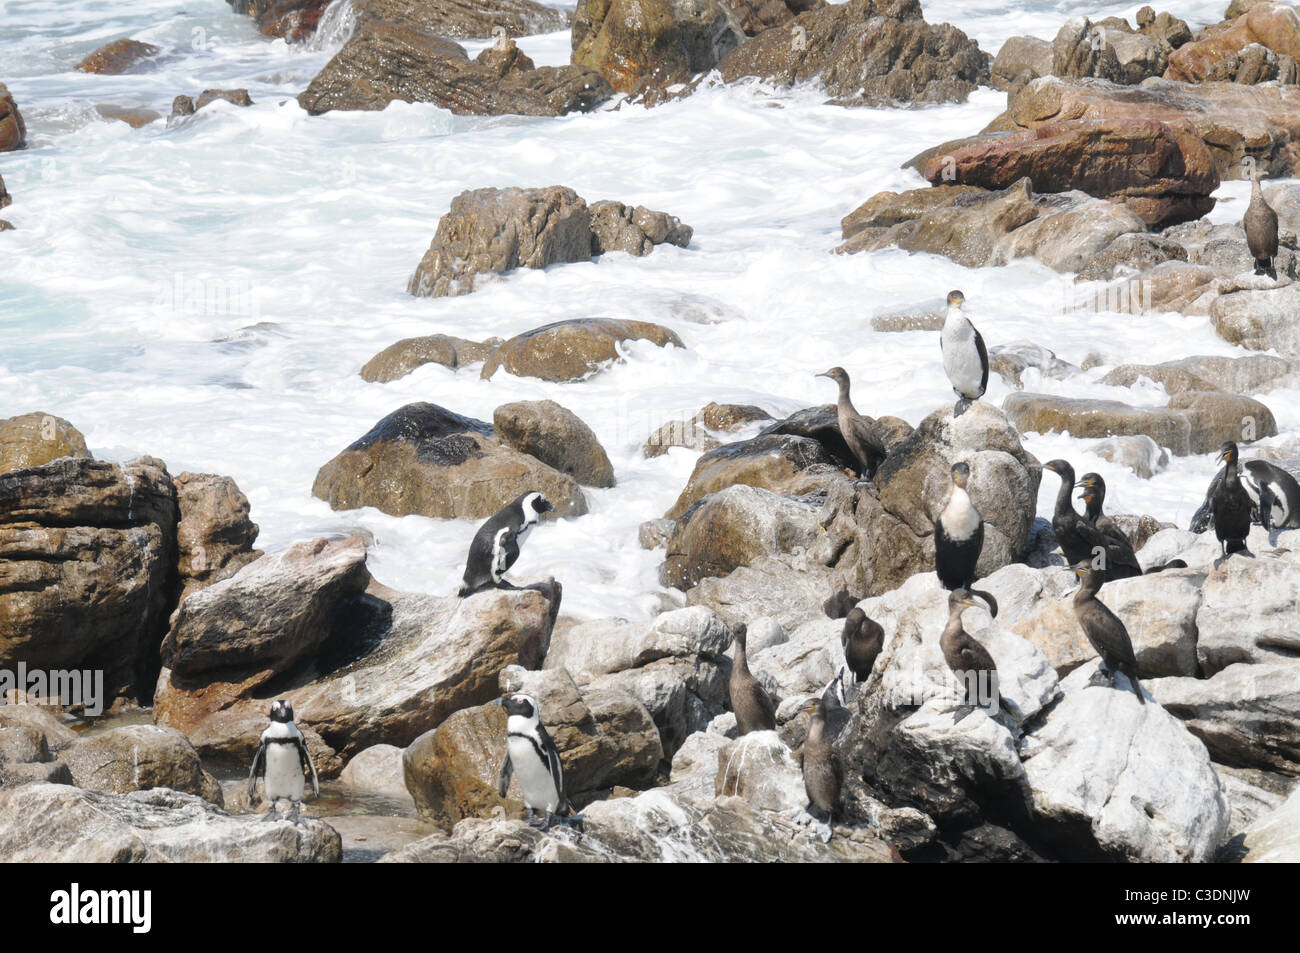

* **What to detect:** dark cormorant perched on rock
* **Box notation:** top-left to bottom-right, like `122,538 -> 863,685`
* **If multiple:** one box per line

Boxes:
1043,459 -> 1093,565
800,697 -> 841,842
1244,159 -> 1279,280
729,622 -> 776,734
940,290 -> 989,418
1073,472 -> 1143,579
1070,562 -> 1145,704
940,589 -> 1013,717
1211,441 -> 1253,556
841,607 -> 884,685
816,366 -> 887,480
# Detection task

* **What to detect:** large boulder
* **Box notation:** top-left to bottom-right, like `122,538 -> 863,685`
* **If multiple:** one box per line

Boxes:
1050,16 -> 1178,86
0,784 -> 340,862
1098,354 -> 1300,395
173,472 -> 260,602
75,39 -> 160,74
0,705 -> 75,788
493,400 -> 615,488
0,84 -> 25,152
338,743 -> 412,803
1165,2 -> 1300,83
838,179 -> 1146,273
407,187 -> 689,298
990,35 -> 1053,91
644,401 -> 772,458
687,553 -> 837,632
0,413 -> 90,473
481,318 -> 684,382
1195,552 -> 1300,674
573,0 -> 746,93
0,457 -> 178,704
59,725 -> 221,801
357,0 -> 568,39
910,117 -> 1218,229
1211,284 -> 1300,358
360,334 -> 500,382
720,0 -> 825,36
1242,785 -> 1300,862
226,0 -> 331,40
311,403 -> 588,519
718,0 -> 988,107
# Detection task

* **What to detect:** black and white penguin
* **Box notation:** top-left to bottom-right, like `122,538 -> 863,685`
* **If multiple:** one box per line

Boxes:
1243,460 -> 1300,532
496,692 -> 580,831
459,491 -> 555,596
247,700 -> 319,824
1211,442 -> 1254,557
1244,159 -> 1279,280
940,290 -> 989,418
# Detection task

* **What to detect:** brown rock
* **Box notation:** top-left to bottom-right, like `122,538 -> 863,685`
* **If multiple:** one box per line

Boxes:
0,84 -> 26,152
93,105 -> 161,128
75,39 -> 161,74
481,318 -> 684,382
360,334 -> 501,382
358,0 -> 568,39
589,200 -> 693,256
174,472 -> 261,602
196,88 -> 254,110
991,35 -> 1054,90
226,0 -> 331,40
722,0 -> 825,35
644,402 -> 771,458
311,403 -> 588,519
0,172 -> 9,209
60,725 -> 218,800
474,39 -> 536,78
1166,2 -> 1300,83
493,400 -> 615,488
0,413 -> 90,474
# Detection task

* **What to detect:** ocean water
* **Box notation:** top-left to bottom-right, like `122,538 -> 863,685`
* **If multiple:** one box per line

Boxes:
0,0 -> 1287,620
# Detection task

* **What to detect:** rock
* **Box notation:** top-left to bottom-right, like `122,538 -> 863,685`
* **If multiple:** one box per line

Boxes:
1089,435 -> 1169,478
1011,568 -> 1202,677
475,39 -> 536,78
988,344 -> 1079,389
1076,232 -> 1188,281
718,0 -> 988,107
714,731 -> 806,812
0,84 -> 25,152
687,554 -> 836,632
381,789 -> 893,862
481,318 -> 683,382
358,0 -> 568,40
493,400 -> 615,488
869,299 -> 945,332
644,402 -> 771,458
93,104 -> 161,127
339,743 -> 413,803
1166,2 -> 1300,83
0,705 -> 77,752
298,23 -> 610,116
1002,391 -> 1276,456
638,518 -> 675,549
0,457 -> 177,704
311,402 -> 587,519
59,724 -> 219,800
193,88 -> 253,112
0,704 -> 76,788
0,413 -> 90,473
155,582 -> 561,761
1212,284 -> 1300,357
75,38 -> 161,74
837,179 -> 1146,273
1215,764 -> 1291,845
226,0 -> 331,40
991,35 -> 1053,91
173,472 -> 260,602
1022,662 -> 1228,862
911,116 -> 1218,229
0,784 -> 341,862
1196,554 -> 1300,674
589,201 -> 693,256
722,0 -> 825,35
1242,785 -> 1300,861
1052,16 -> 1168,86
747,617 -> 838,701
0,172 -> 9,209
1151,661 -> 1300,774
361,334 -> 500,382
408,187 -> 690,297
573,0 -> 745,93
170,95 -> 195,118
744,616 -> 786,652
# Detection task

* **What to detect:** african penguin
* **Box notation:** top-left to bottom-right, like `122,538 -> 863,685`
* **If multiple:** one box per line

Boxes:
459,491 -> 555,596
1244,460 -> 1300,532
939,290 -> 989,418
247,700 -> 319,824
497,693 -> 580,831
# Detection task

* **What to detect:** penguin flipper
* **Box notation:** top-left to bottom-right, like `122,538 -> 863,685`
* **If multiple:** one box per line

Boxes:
247,740 -> 266,802
497,752 -> 513,799
297,736 -> 320,798
538,723 -> 567,816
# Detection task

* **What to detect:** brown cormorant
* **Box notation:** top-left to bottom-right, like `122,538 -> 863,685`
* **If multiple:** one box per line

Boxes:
816,366 -> 887,481
1244,160 -> 1279,280
729,622 -> 777,734
841,607 -> 884,685
1073,472 -> 1143,579
940,589 -> 1013,717
1070,562 -> 1145,704
800,697 -> 841,841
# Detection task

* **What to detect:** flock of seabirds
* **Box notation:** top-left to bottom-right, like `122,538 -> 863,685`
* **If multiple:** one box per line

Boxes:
245,174 -> 1299,844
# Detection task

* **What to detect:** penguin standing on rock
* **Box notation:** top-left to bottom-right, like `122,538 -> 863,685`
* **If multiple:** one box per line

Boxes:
497,693 -> 581,832
248,700 -> 319,824
459,491 -> 554,596
939,290 -> 989,418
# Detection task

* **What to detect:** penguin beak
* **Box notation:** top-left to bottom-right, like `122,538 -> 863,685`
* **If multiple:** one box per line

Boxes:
540,499 -> 555,513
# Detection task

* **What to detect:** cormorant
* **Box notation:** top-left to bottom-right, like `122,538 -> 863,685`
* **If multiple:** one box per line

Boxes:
1211,441 -> 1253,556
940,290 -> 989,418
1069,562 -> 1145,704
729,622 -> 777,734
816,366 -> 888,481
1244,159 -> 1279,280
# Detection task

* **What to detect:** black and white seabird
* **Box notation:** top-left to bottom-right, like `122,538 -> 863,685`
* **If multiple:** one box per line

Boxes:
247,700 -> 319,824
1072,472 -> 1143,580
799,697 -> 841,843
729,622 -> 777,735
840,606 -> 884,686
939,589 -> 1013,718
940,290 -> 989,418
1069,562 -> 1145,704
497,692 -> 580,831
1244,159 -> 1279,280
458,491 -> 554,596
935,461 -> 984,591
816,366 -> 888,481
1211,441 -> 1253,557
1244,459 -> 1300,531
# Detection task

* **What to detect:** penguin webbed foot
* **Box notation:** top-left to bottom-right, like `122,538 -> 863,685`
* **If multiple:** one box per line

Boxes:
286,800 -> 302,825
818,820 -> 833,844
262,804 -> 279,822
953,398 -> 973,418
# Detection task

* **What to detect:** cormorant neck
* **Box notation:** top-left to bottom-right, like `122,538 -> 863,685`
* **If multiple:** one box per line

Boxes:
1083,493 -> 1102,522
1054,472 -> 1078,518
808,714 -> 826,743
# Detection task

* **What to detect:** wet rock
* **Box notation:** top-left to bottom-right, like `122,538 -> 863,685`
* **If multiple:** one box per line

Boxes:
75,38 -> 161,74
156,581 -> 561,761
714,731 -> 805,812
1089,434 -> 1169,478
481,318 -> 683,382
1051,16 -> 1170,85
644,402 -> 772,458
1196,553 -> 1300,675
1165,2 -> 1300,83
227,0 -> 331,40
638,518 -> 675,549
869,300 -> 945,332
0,457 -> 177,704
1003,391 -> 1276,456
722,0 -> 825,35
1242,785 -> 1300,861
60,724 -> 220,801
339,743 -> 412,803
0,172 -> 9,209
573,0 -> 745,93
475,38 -> 536,78
94,104 -> 161,127
172,89 -> 255,119
1076,232 -> 1188,282
312,402 -> 587,519
0,784 -> 341,862
1212,284 -> 1300,357
360,334 -> 500,382
1151,661 -> 1300,774
0,413 -> 90,474
838,179 -> 1145,273
493,400 -> 615,488
988,344 -> 1079,389
0,84 -> 25,152
589,200 -> 693,257
174,472 -> 260,603
718,0 -> 988,107
359,0 -> 568,40
687,554 -> 836,632
991,35 -> 1053,91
